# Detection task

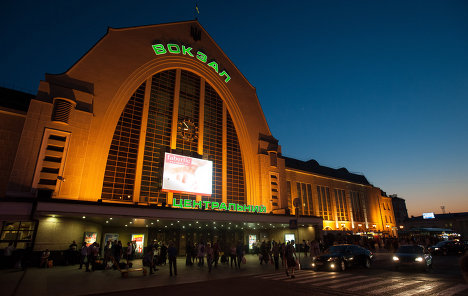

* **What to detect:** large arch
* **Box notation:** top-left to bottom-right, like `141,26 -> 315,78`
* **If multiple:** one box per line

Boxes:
81,55 -> 257,205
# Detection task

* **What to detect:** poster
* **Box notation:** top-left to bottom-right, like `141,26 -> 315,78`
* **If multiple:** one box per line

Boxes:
248,235 -> 257,250
103,233 -> 119,244
84,232 -> 97,247
131,234 -> 144,254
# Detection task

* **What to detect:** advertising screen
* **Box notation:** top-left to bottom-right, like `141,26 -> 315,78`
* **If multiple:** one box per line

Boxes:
131,234 -> 144,254
248,235 -> 257,250
423,212 -> 435,219
162,152 -> 212,195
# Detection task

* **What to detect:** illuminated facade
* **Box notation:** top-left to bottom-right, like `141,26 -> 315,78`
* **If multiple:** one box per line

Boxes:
0,21 -> 396,251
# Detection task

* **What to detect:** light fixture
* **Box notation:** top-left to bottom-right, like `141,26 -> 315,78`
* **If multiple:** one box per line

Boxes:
82,216 -> 86,219
109,217 -> 113,220
125,224 -> 128,227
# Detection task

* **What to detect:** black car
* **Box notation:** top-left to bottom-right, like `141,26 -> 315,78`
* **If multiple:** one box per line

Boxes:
311,244 -> 373,271
392,245 -> 432,271
428,240 -> 465,255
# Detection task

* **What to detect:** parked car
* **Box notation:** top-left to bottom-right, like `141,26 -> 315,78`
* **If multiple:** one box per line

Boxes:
311,244 -> 373,271
392,245 -> 432,271
428,240 -> 465,255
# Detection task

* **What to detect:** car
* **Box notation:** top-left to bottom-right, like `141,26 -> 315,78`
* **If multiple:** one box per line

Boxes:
311,244 -> 373,271
392,245 -> 432,271
428,240 -> 465,255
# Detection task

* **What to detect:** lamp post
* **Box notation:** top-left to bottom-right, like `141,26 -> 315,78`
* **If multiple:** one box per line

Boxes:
293,198 -> 300,261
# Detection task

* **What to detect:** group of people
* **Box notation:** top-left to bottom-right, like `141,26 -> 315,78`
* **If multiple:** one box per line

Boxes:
254,240 -> 308,278
143,241 -> 177,276
185,240 -> 246,272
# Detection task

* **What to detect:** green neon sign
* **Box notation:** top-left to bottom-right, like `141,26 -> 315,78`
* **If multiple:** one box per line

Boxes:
152,43 -> 231,83
172,198 -> 266,213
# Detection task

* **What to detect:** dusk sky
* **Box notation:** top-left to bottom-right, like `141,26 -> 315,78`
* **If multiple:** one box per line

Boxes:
1,1 -> 467,217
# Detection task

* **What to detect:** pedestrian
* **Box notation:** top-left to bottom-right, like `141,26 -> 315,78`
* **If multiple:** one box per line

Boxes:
197,242 -> 205,266
285,240 -> 297,278
260,241 -> 269,264
103,240 -> 112,269
236,241 -> 244,269
160,242 -> 167,265
3,241 -> 15,268
186,240 -> 193,266
213,241 -> 220,268
143,247 -> 155,274
168,241 -> 177,276
90,242 -> 99,271
191,242 -> 197,264
68,240 -> 78,265
310,240 -> 320,257
206,242 -> 214,272
112,240 -> 123,266
40,248 -> 50,268
126,242 -> 133,266
79,242 -> 88,270
272,241 -> 280,270
229,244 -> 237,268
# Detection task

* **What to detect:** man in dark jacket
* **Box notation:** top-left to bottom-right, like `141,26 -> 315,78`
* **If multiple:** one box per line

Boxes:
168,241 -> 177,276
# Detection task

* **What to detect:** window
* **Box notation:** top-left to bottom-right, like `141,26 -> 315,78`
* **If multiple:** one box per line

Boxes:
317,185 -> 332,220
102,82 -> 145,202
0,221 -> 37,249
334,189 -> 348,221
350,191 -> 366,222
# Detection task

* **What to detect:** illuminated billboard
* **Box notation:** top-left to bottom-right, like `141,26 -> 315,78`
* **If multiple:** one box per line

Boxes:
423,212 -> 435,219
162,152 -> 212,195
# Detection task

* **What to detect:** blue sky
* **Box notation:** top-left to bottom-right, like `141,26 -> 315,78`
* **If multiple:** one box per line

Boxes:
1,0 -> 467,216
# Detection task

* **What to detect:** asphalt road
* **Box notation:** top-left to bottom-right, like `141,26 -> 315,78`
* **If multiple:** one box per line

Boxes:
93,254 -> 468,296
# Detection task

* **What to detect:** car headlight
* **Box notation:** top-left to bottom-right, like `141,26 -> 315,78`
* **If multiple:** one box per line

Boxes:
434,248 -> 439,251
415,257 -> 423,262
311,263 -> 316,267
392,256 -> 399,261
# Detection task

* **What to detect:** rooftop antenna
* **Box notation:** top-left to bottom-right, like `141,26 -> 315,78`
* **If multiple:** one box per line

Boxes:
194,0 -> 200,20
440,206 -> 446,214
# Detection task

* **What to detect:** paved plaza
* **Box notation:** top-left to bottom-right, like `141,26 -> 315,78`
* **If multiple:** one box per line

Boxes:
1,254 -> 293,296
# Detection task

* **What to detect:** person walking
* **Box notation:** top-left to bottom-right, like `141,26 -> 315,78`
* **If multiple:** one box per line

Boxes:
272,241 -> 280,270
310,240 -> 320,257
229,244 -> 237,268
213,241 -> 220,268
285,240 -> 297,278
126,242 -> 133,266
143,247 -> 155,274
4,241 -> 15,268
103,240 -> 112,269
90,242 -> 99,271
236,241 -> 244,269
260,241 -> 269,264
186,240 -> 193,266
206,242 -> 214,272
197,242 -> 205,266
79,242 -> 88,270
112,241 -> 123,266
168,241 -> 177,276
